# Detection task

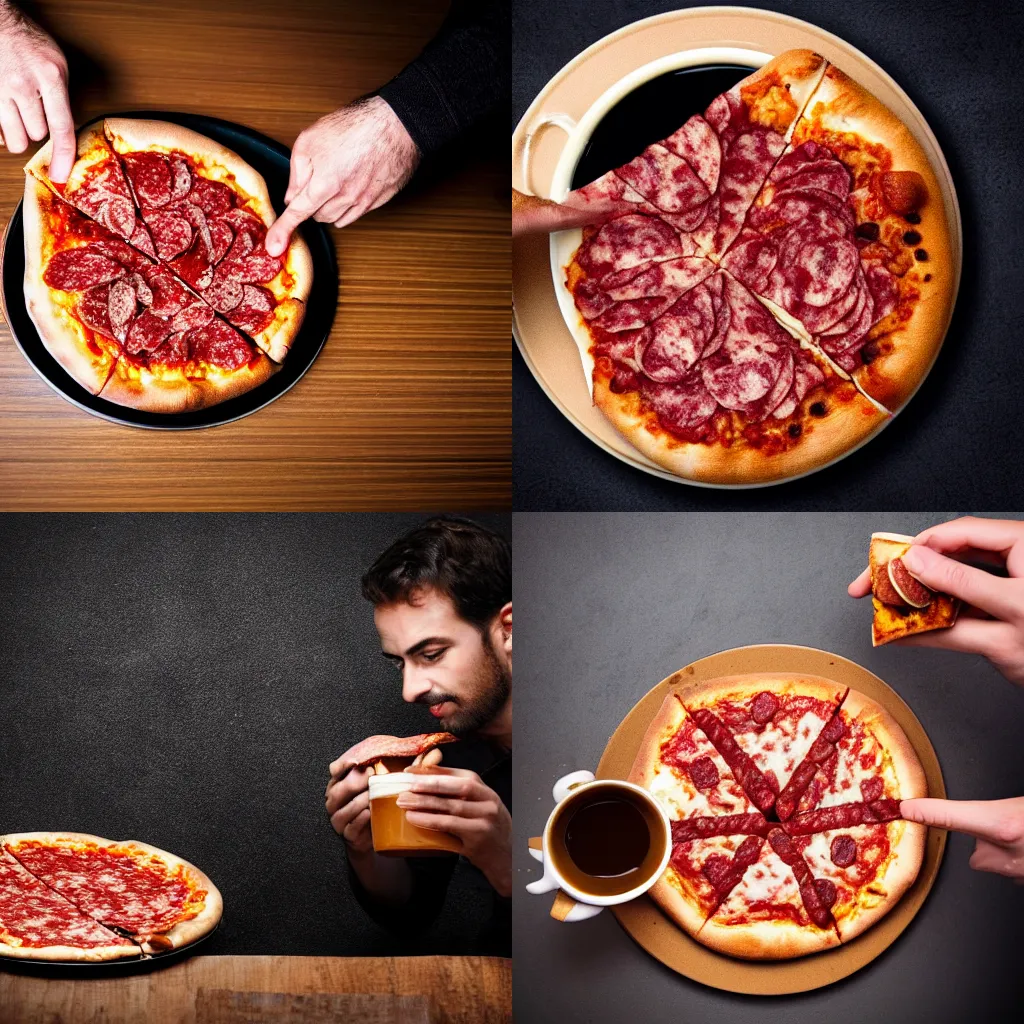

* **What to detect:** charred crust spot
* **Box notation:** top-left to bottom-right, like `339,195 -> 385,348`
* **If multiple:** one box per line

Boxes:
855,222 -> 880,241
915,248 -> 929,261
902,230 -> 922,245
923,273 -> 932,282
809,401 -> 827,417
788,422 -> 802,438
904,212 -> 921,224
861,340 -> 880,365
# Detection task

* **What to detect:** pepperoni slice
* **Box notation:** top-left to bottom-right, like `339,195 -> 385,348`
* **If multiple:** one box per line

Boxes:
106,278 -> 137,339
187,176 -> 235,216
187,319 -> 254,370
233,249 -> 282,284
150,331 -> 190,368
203,275 -> 244,313
145,210 -> 193,260
790,236 -> 859,307
143,269 -> 191,317
860,777 -> 884,802
99,196 -> 136,238
168,158 -> 193,203
222,206 -> 267,242
639,286 -> 716,381
750,691 -> 779,725
830,834 -> 857,868
121,151 -> 172,208
130,272 -> 154,307
640,377 -> 718,433
209,218 -> 234,264
223,226 -> 254,264
89,238 -> 142,269
701,854 -> 731,888
124,310 -> 175,355
75,284 -> 115,337
44,248 -> 125,291
814,877 -> 838,909
226,285 -> 276,335
575,214 -> 682,282
687,756 -> 720,791
171,301 -> 215,333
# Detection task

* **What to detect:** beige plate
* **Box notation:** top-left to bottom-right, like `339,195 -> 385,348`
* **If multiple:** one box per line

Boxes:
512,6 -> 963,488
594,643 -> 946,995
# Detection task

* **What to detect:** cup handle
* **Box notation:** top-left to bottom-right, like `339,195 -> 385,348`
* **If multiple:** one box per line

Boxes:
550,891 -> 604,922
519,113 -> 577,199
553,770 -> 594,804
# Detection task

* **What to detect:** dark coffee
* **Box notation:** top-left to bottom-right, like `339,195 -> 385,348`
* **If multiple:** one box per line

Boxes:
549,784 -> 667,897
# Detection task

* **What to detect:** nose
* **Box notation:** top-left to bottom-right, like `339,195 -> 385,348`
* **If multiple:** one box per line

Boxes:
402,667 -> 431,705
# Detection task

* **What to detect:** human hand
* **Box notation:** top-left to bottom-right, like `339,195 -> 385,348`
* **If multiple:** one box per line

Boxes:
848,517 -> 1024,686
398,765 -> 512,897
511,188 -> 632,237
901,797 -> 1024,881
265,96 -> 420,256
324,763 -> 375,854
0,4 -> 75,181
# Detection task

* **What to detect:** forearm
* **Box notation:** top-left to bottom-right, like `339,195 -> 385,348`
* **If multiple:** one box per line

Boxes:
346,845 -> 413,907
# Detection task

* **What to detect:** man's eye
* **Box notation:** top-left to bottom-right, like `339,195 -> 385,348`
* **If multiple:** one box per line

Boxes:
423,650 -> 446,663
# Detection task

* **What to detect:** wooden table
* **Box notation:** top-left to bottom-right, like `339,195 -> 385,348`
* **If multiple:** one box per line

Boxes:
0,1 -> 510,510
0,954 -> 512,1024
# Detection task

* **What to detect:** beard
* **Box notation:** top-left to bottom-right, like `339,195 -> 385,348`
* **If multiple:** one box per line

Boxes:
424,635 -> 510,737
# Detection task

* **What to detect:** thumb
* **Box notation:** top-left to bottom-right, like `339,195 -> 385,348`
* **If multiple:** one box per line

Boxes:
265,189 -> 317,257
900,798 -> 1019,844
899,545 -> 1016,622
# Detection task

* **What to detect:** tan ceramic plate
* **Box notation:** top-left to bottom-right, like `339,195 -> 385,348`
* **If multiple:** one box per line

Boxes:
594,644 -> 946,995
512,6 -> 963,488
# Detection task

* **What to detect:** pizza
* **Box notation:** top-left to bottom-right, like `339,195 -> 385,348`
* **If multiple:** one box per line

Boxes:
628,674 -> 926,959
22,118 -> 313,413
0,832 -> 222,962
869,532 -> 960,646
341,733 -> 459,772
562,50 -> 954,484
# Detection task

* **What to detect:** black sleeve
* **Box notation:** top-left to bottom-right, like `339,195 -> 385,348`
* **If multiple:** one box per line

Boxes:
347,851 -> 459,935
375,0 -> 509,159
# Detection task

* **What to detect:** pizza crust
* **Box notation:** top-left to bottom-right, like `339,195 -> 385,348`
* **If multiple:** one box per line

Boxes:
0,938 -> 140,962
593,367 -> 887,486
676,673 -> 847,710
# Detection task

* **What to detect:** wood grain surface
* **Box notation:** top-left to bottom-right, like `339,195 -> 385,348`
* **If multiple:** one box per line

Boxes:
0,955 -> 513,1024
0,1 -> 510,510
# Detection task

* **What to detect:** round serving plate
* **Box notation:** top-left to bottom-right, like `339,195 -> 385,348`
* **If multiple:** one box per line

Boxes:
0,110 -> 337,430
512,6 -> 963,488
594,644 -> 946,995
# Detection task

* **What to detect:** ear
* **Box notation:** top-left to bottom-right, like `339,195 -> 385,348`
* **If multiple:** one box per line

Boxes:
499,602 -> 512,656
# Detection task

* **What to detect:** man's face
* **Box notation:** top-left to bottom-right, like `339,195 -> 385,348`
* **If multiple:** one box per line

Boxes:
374,587 -> 510,736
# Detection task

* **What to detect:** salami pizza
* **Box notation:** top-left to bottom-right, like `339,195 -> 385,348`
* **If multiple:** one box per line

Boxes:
563,50 -> 954,484
22,118 -> 313,413
629,674 -> 926,959
0,832 -> 222,962
869,532 -> 960,646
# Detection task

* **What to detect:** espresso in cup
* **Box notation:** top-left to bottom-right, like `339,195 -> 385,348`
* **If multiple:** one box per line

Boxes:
548,783 -> 668,897
368,772 -> 463,856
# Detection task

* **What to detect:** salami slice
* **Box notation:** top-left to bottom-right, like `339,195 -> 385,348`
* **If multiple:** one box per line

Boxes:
671,812 -> 769,842
782,799 -> 902,836
124,310 -> 175,355
128,220 -> 158,259
186,319 -> 255,370
686,756 -> 720,791
145,210 -> 193,260
232,249 -> 283,284
130,272 -> 154,307
151,331 -> 190,368
169,240 -> 213,291
638,285 -> 716,381
750,691 -> 779,725
689,707 -> 776,813
43,248 -> 125,291
789,236 -> 859,307
89,238 -> 142,269
187,176 -> 235,216
575,215 -> 682,283
106,278 -> 137,339
168,158 -> 193,203
75,284 -> 115,338
121,151 -> 172,208
770,357 -> 825,421
830,835 -> 857,868
143,269 -> 192,317
203,275 -> 244,313
223,226 -> 254,264
222,206 -> 267,242
209,219 -> 234,264
171,301 -> 215,333
99,196 -> 136,239
226,285 -> 276,334
615,142 -> 711,215
660,114 -> 721,194
640,377 -> 718,433
182,202 -> 215,261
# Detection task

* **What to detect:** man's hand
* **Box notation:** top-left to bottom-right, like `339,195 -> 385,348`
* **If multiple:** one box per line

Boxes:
325,763 -> 374,853
902,797 -> 1024,881
398,765 -> 512,897
849,517 -> 1024,687
265,96 -> 420,256
0,4 -> 75,181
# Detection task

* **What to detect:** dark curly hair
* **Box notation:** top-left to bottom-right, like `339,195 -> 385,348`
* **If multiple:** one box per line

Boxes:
361,516 -> 510,631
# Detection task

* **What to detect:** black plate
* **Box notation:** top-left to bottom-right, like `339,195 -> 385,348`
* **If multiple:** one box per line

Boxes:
0,920 -> 219,975
1,110 -> 337,429
570,65 -> 756,189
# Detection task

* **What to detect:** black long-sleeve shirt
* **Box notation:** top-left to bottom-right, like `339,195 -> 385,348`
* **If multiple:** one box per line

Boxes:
347,737 -> 511,957
376,0 -> 509,159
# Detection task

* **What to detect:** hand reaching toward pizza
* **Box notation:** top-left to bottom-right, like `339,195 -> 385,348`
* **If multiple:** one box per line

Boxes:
0,2 -> 75,181
511,188 -> 633,237
849,517 -> 1024,686
901,797 -> 1024,881
265,96 -> 421,256
400,766 -> 513,897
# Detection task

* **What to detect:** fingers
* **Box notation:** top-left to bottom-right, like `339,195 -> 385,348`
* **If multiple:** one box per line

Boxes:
900,798 -> 1024,844
848,566 -> 872,597
40,84 -> 75,183
324,766 -> 371,812
265,189 -> 317,257
404,810 -> 478,835
511,190 -> 633,237
968,838 -> 1021,877
328,788 -> 370,835
397,792 -> 490,818
899,545 -> 1019,622
894,617 -> 1014,658
0,99 -> 29,153
284,150 -> 313,205
17,93 -> 47,141
406,765 -> 475,779
914,517 -> 1023,561
420,747 -> 443,768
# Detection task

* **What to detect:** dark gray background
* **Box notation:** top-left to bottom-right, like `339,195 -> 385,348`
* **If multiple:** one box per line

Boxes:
0,512 -> 509,957
514,512 -> 1024,1021
513,0 -> 1024,508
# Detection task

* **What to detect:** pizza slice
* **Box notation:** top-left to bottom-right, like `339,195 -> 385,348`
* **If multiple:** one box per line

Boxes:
2,832 -> 222,955
589,270 -> 885,483
103,118 -> 313,364
0,848 -> 140,961
785,690 -> 927,943
868,532 -> 960,645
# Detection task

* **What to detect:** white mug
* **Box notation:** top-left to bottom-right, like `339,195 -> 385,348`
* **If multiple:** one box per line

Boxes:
526,771 -> 672,922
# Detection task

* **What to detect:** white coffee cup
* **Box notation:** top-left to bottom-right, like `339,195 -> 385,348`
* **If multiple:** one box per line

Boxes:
526,771 -> 671,922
